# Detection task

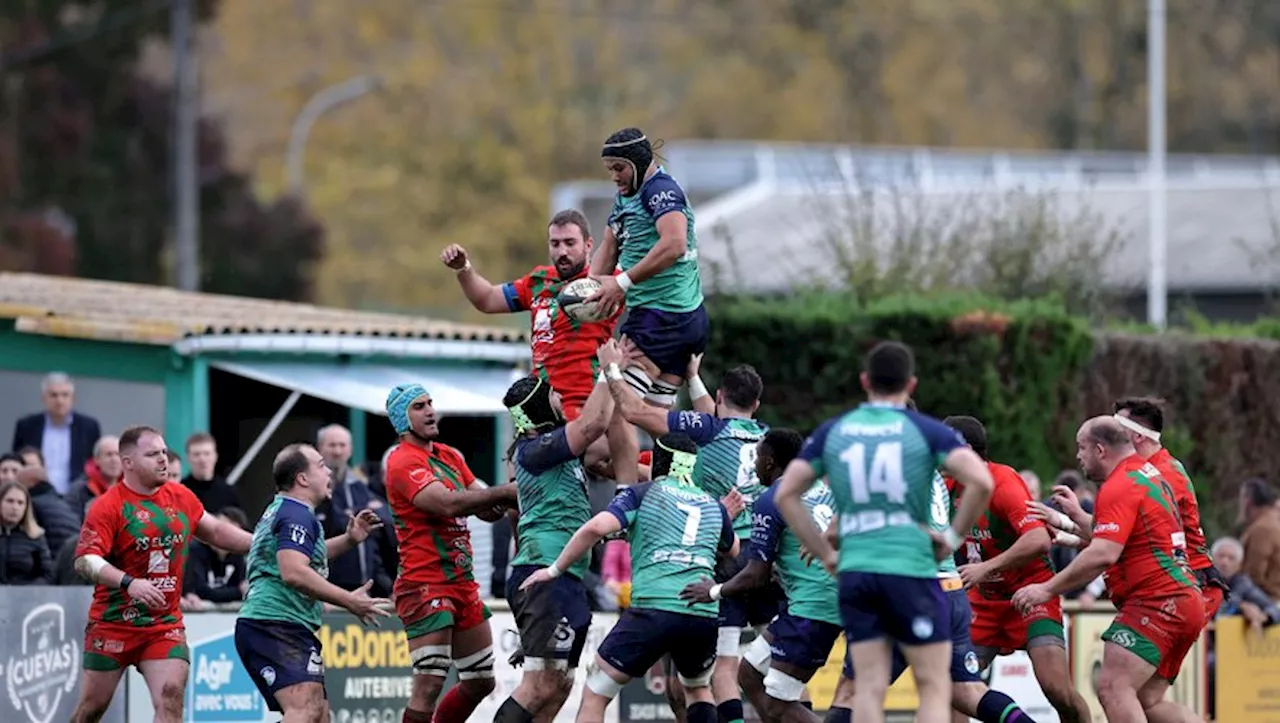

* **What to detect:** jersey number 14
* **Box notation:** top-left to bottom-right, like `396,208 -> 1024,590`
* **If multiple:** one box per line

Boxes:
839,442 -> 906,504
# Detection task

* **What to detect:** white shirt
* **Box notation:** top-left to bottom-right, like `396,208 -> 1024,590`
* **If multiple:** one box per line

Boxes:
42,414 -> 73,495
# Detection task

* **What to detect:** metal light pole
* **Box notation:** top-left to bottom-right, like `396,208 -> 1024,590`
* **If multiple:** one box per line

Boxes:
1147,0 -> 1167,329
173,0 -> 200,291
286,75 -> 383,196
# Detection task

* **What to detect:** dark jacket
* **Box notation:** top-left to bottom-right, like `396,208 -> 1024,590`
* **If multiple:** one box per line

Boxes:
1225,572 -> 1280,623
181,474 -> 241,515
67,459 -> 118,523
316,475 -> 395,598
11,412 -> 102,483
55,536 -> 87,585
184,540 -> 247,603
0,526 -> 54,585
29,481 -> 81,557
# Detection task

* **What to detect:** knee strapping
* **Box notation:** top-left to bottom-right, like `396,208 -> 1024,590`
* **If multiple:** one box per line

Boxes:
678,666 -> 713,689
456,646 -> 495,680
743,636 -> 772,674
716,627 -> 743,657
645,379 -> 679,407
410,645 -> 452,677
622,365 -> 653,398
586,668 -> 625,699
764,669 -> 806,702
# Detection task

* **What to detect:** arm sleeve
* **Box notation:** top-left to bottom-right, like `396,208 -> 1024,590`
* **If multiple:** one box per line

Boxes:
642,175 -> 690,221
1091,482 -> 1139,547
799,419 -> 837,478
718,503 -> 735,552
992,468 -> 1044,535
74,497 -> 119,559
500,272 -> 534,313
275,504 -> 319,558
606,484 -> 651,531
747,493 -> 784,563
904,411 -> 968,463
516,428 -> 577,476
666,412 -> 722,446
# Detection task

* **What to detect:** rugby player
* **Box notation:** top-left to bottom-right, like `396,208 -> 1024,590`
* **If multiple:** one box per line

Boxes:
681,429 -> 833,723
70,425 -> 254,723
772,341 -> 994,723
441,209 -> 626,475
588,127 -> 709,484
943,416 -> 1090,723
521,432 -> 737,723
235,443 -> 391,722
1113,397 -> 1227,620
604,347 -> 765,723
383,384 -> 519,723
494,346 -> 617,723
1012,417 -> 1205,723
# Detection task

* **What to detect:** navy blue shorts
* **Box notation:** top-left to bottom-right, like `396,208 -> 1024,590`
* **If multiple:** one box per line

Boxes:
717,553 -> 784,629
234,618 -> 327,712
618,305 -> 710,377
506,565 -> 592,667
597,608 -> 717,680
839,571 -> 949,646
841,585 -> 982,684
768,612 -> 843,671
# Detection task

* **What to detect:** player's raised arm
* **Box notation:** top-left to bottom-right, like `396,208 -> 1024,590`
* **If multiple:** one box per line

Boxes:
589,223 -> 620,277
413,475 -> 518,519
441,243 -> 520,314
324,509 -> 385,559
615,175 -> 689,285
563,362 -> 616,456
686,354 -> 715,415
600,343 -> 670,437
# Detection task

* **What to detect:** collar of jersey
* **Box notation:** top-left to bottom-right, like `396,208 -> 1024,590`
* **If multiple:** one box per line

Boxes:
279,492 -> 315,511
861,401 -> 906,410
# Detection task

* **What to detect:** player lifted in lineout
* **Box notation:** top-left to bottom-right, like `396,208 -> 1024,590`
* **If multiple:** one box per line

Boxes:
606,345 -> 764,723
587,127 -> 710,486
493,344 -> 618,723
681,429 -> 836,723
382,384 -> 520,723
943,416 -> 1091,723
773,342 -> 995,723
70,425 -> 254,723
521,432 -> 737,723
1013,417 -> 1206,723
235,443 -> 391,723
441,209 -> 625,475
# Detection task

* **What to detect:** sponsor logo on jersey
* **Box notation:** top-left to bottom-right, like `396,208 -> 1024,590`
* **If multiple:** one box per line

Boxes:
3,603 -> 79,723
1094,522 -> 1121,535
553,618 -> 576,653
964,650 -> 980,674
911,616 -> 934,640
148,549 -> 170,574
1109,629 -> 1137,648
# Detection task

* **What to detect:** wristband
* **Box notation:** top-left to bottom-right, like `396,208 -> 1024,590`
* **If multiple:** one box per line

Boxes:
597,370 -> 607,384
546,562 -> 563,579
688,375 -> 710,401
607,363 -> 624,382
943,527 -> 964,552
119,574 -> 135,591
709,584 -> 723,601
616,272 -> 634,292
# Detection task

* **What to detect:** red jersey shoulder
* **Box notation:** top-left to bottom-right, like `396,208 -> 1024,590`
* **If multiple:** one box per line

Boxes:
989,463 -> 1027,491
161,481 -> 206,524
430,443 -> 475,483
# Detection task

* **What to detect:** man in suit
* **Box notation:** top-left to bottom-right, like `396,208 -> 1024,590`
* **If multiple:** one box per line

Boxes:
11,372 -> 102,495
315,424 -> 396,597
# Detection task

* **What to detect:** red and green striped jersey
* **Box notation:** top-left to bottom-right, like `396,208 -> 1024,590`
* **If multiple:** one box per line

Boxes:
74,480 -> 206,627
385,441 -> 478,587
1091,454 -> 1198,607
950,462 -> 1054,599
1149,448 -> 1213,572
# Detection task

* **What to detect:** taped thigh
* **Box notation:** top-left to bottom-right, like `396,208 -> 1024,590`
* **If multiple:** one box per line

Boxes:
455,646 -> 495,680
716,626 -> 743,658
645,379 -> 679,407
764,668 -> 807,702
743,636 -> 773,674
410,645 -> 451,677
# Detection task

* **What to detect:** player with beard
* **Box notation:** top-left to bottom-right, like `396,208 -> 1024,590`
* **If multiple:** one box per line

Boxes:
1013,417 -> 1204,723
383,384 -> 520,723
442,209 -> 626,474
236,443 -> 390,722
70,426 -> 254,723
494,343 -> 617,723
1112,397 -> 1227,621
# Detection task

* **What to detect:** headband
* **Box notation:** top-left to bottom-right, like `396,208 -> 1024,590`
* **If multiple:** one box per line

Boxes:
1113,414 -> 1161,442
507,377 -> 545,435
386,383 -> 429,435
657,438 -> 697,484
601,134 -> 653,194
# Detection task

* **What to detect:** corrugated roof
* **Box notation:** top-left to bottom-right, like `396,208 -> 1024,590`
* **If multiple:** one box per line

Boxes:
0,273 -> 525,345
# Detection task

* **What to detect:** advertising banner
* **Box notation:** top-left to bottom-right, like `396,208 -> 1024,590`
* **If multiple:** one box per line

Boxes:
0,586 -> 125,723
1215,615 -> 1280,722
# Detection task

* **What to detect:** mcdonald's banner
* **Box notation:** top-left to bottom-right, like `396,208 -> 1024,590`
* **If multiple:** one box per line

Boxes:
1215,615 -> 1280,723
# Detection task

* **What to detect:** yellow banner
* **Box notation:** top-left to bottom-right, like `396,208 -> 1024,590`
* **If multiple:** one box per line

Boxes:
807,634 -> 919,711
1215,615 -> 1280,722
1071,611 -> 1205,722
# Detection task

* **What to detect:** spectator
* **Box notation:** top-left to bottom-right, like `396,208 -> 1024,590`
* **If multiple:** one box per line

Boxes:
66,435 -> 121,521
15,452 -> 80,556
10,372 -> 102,495
1020,469 -> 1042,501
0,453 -> 23,484
182,507 -> 250,609
1213,537 -> 1279,628
166,450 -> 183,482
181,433 -> 240,513
315,424 -> 395,598
1240,477 -> 1280,600
0,481 -> 54,585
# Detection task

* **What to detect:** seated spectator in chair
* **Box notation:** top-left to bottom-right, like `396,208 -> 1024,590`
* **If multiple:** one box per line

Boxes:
1213,536 -> 1280,630
181,507 -> 250,609
166,450 -> 183,482
0,453 -> 23,485
181,432 -> 241,513
0,481 -> 54,585
66,435 -> 122,522
14,448 -> 80,556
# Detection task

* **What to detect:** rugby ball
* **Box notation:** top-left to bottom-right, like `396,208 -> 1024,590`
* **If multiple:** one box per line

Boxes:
557,278 -> 608,323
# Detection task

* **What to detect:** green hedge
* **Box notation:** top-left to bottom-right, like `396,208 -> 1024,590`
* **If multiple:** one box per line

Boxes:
702,293 -> 1094,478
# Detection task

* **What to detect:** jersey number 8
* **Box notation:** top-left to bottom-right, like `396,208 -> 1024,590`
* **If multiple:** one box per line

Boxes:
839,442 -> 906,504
